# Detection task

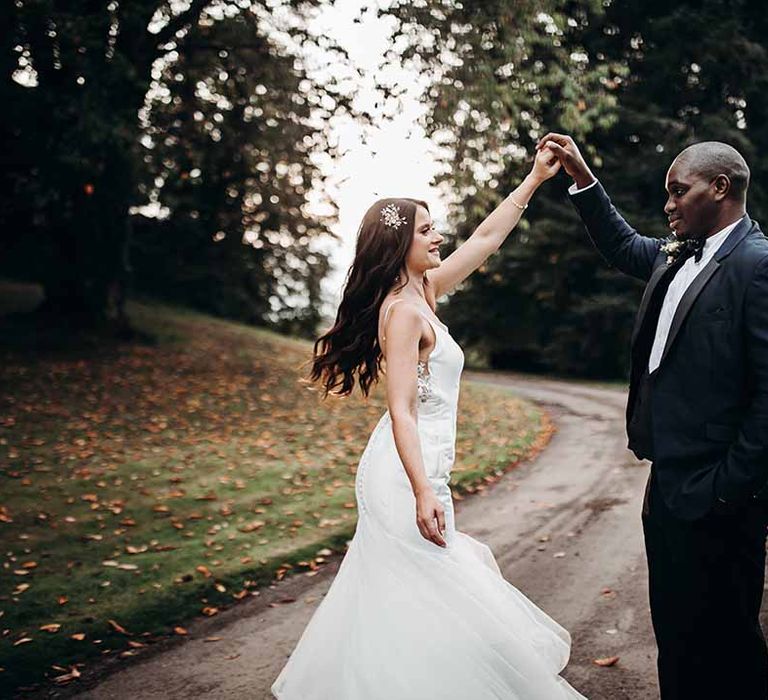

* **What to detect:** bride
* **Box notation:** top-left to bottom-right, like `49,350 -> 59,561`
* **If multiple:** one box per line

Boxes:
271,147 -> 586,699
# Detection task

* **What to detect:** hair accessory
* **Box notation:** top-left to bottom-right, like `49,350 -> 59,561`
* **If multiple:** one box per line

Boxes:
380,203 -> 407,229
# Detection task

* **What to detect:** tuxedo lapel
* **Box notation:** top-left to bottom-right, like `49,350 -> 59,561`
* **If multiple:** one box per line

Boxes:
656,257 -> 721,368
631,260 -> 671,347
714,215 -> 752,262
655,216 -> 753,368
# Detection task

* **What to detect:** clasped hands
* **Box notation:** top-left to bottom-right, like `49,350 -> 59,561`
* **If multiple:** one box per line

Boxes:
534,132 -> 597,190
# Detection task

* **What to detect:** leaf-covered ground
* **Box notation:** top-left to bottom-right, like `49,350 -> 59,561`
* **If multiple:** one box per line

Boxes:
0,295 -> 551,694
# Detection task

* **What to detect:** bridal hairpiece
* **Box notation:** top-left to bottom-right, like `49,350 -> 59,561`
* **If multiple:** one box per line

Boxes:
380,203 -> 407,230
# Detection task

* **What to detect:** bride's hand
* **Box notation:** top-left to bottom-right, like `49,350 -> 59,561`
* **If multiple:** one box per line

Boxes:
529,145 -> 561,183
415,488 -> 447,547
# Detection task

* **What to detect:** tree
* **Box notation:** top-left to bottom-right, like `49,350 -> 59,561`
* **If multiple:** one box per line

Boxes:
387,0 -> 768,378
132,8 -> 338,334
386,0 -> 629,376
1,1 -> 342,334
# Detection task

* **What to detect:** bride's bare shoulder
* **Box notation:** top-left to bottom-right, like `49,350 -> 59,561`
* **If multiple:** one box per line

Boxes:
380,296 -> 416,326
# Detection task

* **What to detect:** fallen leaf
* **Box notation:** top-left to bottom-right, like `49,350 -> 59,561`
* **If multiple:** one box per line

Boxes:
39,623 -> 61,633
126,545 -> 148,555
174,626 -> 188,635
14,637 -> 33,646
593,656 -> 620,667
52,666 -> 81,684
108,619 -> 131,635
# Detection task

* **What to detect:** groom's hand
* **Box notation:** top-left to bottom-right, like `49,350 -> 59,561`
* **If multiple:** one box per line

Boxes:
535,133 -> 596,190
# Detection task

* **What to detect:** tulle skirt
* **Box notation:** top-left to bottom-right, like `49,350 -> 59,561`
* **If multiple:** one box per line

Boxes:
271,414 -> 586,699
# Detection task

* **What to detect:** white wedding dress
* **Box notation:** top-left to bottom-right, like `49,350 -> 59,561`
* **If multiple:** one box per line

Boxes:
271,300 -> 586,699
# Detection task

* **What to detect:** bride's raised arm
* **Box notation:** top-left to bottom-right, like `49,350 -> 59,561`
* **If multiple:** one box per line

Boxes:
427,148 -> 560,299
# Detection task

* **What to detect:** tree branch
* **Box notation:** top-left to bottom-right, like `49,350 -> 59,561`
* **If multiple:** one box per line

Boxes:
149,0 -> 211,53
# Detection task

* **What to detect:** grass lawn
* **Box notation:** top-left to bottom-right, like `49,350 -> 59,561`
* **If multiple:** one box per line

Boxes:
0,290 -> 551,694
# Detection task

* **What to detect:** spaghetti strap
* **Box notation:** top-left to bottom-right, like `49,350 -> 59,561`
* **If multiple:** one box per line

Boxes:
382,298 -> 446,345
381,298 -> 405,343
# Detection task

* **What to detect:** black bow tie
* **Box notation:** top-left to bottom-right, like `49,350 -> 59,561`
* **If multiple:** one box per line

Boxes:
678,236 -> 706,263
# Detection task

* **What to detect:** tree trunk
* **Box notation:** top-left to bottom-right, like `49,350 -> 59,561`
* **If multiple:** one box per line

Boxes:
38,150 -> 135,335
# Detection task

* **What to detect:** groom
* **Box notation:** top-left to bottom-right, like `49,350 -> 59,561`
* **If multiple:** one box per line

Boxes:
539,133 -> 768,699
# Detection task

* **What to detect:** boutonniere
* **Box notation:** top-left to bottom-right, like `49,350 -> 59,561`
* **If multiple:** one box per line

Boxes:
660,234 -> 684,264
659,233 -> 705,265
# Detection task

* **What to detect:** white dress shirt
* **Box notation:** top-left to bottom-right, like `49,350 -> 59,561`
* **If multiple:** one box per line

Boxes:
568,179 -> 744,372
647,219 -> 739,372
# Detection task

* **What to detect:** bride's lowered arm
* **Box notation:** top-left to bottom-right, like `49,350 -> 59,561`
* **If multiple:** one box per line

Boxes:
383,302 -> 447,548
427,148 -> 561,299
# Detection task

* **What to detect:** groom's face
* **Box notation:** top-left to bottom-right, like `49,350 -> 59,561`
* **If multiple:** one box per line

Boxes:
664,160 -> 719,239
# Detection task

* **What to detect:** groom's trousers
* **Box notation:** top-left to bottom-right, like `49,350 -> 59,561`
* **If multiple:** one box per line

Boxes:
642,468 -> 768,699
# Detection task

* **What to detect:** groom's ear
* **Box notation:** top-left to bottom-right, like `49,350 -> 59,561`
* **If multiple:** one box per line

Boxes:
712,174 -> 731,201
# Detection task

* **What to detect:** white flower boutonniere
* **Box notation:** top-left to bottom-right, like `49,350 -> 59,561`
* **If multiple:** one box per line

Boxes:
659,233 -> 705,265
660,234 -> 684,265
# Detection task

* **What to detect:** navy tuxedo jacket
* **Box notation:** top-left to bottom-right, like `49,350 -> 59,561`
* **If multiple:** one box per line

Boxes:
571,181 -> 768,520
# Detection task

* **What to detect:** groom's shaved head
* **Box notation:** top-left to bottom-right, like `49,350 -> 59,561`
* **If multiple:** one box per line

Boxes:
674,141 -> 750,201
665,141 -> 749,239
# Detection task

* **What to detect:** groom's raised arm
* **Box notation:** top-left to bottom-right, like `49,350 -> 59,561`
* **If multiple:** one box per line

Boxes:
538,133 -> 661,282
569,179 -> 661,282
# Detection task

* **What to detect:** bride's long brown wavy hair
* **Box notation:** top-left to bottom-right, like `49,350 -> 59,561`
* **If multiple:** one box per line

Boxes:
310,197 -> 430,398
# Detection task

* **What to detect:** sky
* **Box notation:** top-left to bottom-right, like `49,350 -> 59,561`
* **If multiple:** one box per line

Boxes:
302,0 -> 450,312
12,0 -> 449,318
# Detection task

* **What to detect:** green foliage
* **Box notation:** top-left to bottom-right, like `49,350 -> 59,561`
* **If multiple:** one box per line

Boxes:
132,9 -> 337,333
1,1 -> 340,334
388,0 -> 768,378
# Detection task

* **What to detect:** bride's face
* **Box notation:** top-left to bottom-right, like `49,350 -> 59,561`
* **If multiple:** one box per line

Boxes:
406,206 -> 443,272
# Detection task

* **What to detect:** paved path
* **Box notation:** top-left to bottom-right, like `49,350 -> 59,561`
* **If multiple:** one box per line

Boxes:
51,373 -> 765,699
